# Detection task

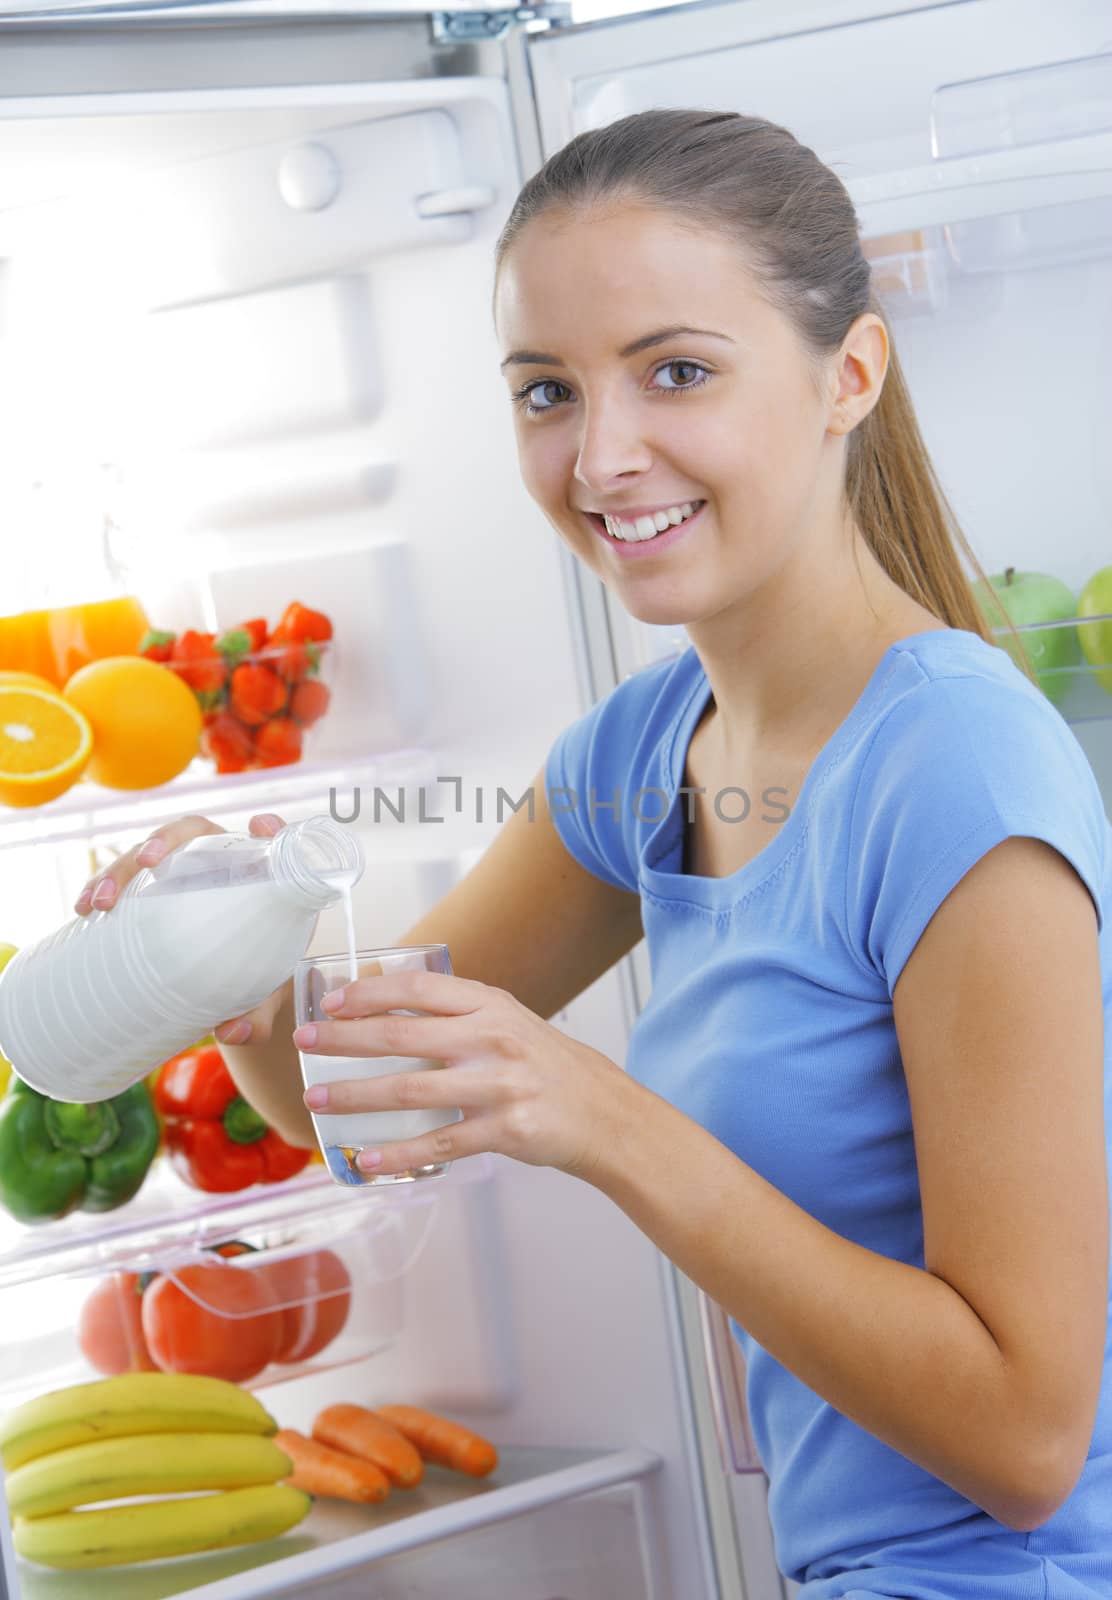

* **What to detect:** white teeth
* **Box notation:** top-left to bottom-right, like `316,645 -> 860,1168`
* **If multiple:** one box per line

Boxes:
601,501 -> 701,543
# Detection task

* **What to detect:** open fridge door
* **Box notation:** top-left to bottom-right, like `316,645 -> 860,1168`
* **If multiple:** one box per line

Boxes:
0,7 -> 726,1598
519,0 -> 1112,1595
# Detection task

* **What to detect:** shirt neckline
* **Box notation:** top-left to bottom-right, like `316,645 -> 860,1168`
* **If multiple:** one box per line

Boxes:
639,627 -> 959,910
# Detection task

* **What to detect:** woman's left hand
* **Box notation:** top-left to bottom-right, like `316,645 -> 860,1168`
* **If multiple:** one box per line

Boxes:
291,969 -> 637,1184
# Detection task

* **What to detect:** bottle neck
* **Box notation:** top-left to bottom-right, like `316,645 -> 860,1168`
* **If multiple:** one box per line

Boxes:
270,816 -> 364,910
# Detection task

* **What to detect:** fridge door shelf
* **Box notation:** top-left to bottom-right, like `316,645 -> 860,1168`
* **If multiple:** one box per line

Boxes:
983,613 -> 1112,726
849,129 -> 1112,260
0,748 -> 439,851
11,1446 -> 663,1600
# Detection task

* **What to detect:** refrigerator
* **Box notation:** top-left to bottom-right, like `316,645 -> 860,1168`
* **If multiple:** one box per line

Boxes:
0,0 -> 1109,1594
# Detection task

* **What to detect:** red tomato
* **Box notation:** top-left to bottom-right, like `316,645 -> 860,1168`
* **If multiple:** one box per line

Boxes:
76,1272 -> 156,1376
263,1249 -> 352,1365
141,1260 -> 282,1383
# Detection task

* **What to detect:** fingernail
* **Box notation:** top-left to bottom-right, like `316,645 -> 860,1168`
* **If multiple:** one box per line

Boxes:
357,1150 -> 383,1171
293,1024 -> 318,1049
304,1085 -> 328,1108
138,840 -> 167,865
74,889 -> 92,914
321,988 -> 345,1012
217,1021 -> 251,1045
91,881 -> 115,909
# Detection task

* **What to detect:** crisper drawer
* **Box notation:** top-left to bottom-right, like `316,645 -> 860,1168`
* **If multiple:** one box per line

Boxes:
293,1481 -> 659,1600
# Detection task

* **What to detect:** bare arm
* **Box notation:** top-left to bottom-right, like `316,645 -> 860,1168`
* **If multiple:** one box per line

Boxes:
218,767 -> 644,1146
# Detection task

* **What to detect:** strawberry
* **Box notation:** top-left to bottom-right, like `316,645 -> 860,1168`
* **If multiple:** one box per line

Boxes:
139,629 -> 177,664
270,639 -> 322,685
170,631 -> 226,697
269,602 -> 333,646
240,618 -> 268,653
253,716 -> 302,768
201,712 -> 254,774
289,679 -> 331,727
229,662 -> 287,726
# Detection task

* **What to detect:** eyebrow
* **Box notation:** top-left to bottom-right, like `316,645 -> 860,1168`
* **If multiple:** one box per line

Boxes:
499,324 -> 735,371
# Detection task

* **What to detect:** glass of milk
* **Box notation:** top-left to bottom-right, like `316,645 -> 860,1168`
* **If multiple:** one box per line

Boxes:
294,944 -> 462,1188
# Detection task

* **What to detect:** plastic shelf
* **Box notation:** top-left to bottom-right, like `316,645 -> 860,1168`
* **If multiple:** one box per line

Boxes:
849,129 -> 1112,243
0,1156 -> 495,1294
985,612 -> 1112,726
0,749 -> 438,851
10,1446 -> 663,1600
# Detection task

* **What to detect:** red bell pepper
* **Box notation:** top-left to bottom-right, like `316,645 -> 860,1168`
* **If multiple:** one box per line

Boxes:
153,1046 -> 311,1193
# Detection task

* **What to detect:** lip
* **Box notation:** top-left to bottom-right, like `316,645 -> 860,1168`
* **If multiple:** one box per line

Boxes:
586,502 -> 706,560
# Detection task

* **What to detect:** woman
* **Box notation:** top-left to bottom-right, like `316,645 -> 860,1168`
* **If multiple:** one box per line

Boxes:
78,111 -> 1111,1598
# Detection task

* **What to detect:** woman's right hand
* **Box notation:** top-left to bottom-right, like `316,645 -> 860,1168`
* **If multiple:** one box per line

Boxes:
73,811 -> 290,1048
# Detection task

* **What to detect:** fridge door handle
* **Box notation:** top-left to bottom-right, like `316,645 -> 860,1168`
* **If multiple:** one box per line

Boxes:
696,1289 -> 766,1476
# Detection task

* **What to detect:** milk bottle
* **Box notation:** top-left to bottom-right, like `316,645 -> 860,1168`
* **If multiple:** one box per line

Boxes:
0,815 -> 363,1103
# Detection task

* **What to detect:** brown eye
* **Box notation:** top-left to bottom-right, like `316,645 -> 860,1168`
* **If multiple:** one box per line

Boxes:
656,361 -> 705,391
524,380 -> 570,411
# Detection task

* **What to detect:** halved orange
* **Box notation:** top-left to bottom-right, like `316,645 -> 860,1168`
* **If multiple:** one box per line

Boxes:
0,686 -> 94,808
0,671 -> 57,693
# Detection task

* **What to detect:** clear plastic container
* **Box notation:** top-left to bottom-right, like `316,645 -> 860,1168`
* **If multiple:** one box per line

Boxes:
0,815 -> 363,1103
931,52 -> 1112,159
0,1190 -> 413,1408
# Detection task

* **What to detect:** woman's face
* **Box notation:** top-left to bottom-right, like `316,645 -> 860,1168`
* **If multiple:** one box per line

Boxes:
494,203 -> 845,628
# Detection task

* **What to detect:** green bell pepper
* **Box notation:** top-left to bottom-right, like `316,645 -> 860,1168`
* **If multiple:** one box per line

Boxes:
0,1078 -> 160,1224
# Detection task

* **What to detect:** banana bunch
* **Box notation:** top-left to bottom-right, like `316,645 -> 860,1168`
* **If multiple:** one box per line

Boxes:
2,1372 -> 310,1570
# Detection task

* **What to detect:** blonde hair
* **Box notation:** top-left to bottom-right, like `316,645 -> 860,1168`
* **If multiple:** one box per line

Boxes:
495,108 -> 1034,684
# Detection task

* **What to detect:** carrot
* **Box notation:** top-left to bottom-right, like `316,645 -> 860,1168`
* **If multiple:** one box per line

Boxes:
375,1404 -> 499,1479
274,1428 -> 391,1504
312,1404 -> 424,1489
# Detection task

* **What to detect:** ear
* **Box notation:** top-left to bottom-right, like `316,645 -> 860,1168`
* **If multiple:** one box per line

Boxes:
827,312 -> 889,436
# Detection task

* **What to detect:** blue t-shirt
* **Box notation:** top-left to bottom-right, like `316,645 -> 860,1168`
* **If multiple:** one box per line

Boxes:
545,627 -> 1112,1600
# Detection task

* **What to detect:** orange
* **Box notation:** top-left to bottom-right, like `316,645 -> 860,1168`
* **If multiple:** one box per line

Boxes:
64,656 -> 202,790
0,685 -> 93,807
0,671 -> 56,692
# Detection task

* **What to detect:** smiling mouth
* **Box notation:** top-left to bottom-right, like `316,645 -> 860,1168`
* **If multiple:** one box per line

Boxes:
587,500 -> 705,543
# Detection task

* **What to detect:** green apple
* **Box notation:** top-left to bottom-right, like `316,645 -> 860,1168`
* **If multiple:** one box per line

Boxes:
972,567 -> 1079,706
0,941 -> 16,1096
1077,566 -> 1112,696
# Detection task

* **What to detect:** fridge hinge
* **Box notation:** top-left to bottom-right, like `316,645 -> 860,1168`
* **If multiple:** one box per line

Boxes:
431,3 -> 569,41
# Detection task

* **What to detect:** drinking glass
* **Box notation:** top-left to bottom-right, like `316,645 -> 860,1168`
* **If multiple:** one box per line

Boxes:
294,943 -> 461,1188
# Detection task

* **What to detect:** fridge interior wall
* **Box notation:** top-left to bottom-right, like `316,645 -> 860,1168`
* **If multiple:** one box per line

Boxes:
0,65 -> 714,1599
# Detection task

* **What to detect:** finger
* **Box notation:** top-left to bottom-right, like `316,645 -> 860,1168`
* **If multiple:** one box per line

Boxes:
352,1112 -> 497,1180
74,814 -> 222,915
215,988 -> 285,1046
318,969 -> 487,1020
302,1061 -> 499,1115
248,813 -> 286,836
293,1013 -> 481,1060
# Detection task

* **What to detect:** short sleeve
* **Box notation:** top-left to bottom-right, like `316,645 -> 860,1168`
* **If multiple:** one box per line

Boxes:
543,657 -> 684,896
846,674 -> 1107,996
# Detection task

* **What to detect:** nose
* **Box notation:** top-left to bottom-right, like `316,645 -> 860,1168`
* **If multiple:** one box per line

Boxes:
573,395 -> 653,495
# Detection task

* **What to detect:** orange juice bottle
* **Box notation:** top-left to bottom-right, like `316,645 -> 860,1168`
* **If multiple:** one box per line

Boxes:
46,595 -> 151,684
0,609 -> 57,681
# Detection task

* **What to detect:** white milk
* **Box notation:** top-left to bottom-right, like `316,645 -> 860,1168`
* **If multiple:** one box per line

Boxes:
0,817 -> 364,1103
300,905 -> 460,1182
